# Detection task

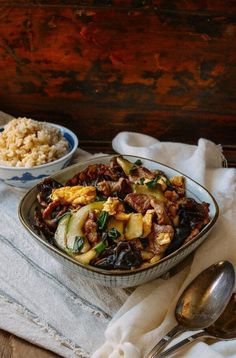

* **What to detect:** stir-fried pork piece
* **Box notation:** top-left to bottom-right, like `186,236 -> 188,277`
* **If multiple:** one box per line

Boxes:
164,190 -> 179,202
97,180 -> 111,197
124,193 -> 152,214
128,166 -> 155,183
66,163 -> 122,186
109,156 -> 126,174
150,198 -> 170,225
42,200 -> 61,220
184,227 -> 201,244
149,224 -> 174,255
125,193 -> 170,224
84,210 -> 99,244
97,178 -> 132,197
42,200 -> 69,229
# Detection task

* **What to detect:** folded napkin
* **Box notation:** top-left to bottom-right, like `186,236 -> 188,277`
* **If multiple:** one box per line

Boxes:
92,132 -> 236,358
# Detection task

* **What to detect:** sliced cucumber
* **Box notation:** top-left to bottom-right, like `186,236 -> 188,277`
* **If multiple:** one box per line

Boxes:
74,248 -> 97,265
125,213 -> 143,240
116,156 -> 134,175
66,201 -> 104,252
107,217 -> 124,235
132,183 -> 166,202
54,213 -> 71,252
74,240 -> 106,265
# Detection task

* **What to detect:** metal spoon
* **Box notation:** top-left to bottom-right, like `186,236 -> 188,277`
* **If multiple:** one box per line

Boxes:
146,261 -> 235,358
156,292 -> 236,357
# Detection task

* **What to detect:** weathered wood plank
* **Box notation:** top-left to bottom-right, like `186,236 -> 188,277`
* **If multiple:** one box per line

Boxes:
0,2 -> 235,147
0,7 -> 235,105
0,0 -> 236,14
0,329 -> 60,358
1,99 -> 235,146
0,329 -> 12,358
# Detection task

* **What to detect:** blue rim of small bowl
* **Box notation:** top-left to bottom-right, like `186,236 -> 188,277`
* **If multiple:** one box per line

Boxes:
0,122 -> 78,170
18,154 -> 219,277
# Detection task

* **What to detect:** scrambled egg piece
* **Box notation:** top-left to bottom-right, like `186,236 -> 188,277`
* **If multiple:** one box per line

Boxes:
51,186 -> 96,207
156,233 -> 172,246
170,175 -> 184,186
142,209 -> 155,237
170,176 -> 185,195
115,212 -> 131,221
103,197 -> 124,216
156,176 -> 168,191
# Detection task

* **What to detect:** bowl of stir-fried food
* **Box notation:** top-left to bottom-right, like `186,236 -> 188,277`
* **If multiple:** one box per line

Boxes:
19,155 -> 219,287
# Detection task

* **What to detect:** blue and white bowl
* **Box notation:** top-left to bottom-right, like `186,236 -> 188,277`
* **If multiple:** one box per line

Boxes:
0,123 -> 78,189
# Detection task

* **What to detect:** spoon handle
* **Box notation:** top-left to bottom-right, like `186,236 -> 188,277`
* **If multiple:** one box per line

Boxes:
156,331 -> 212,357
145,324 -> 186,358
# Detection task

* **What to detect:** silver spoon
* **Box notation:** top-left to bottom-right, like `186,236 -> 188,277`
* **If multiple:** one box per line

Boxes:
146,261 -> 235,358
157,292 -> 236,357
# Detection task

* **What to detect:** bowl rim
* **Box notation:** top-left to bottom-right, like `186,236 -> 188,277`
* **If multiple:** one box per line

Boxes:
0,122 -> 79,170
18,154 -> 219,277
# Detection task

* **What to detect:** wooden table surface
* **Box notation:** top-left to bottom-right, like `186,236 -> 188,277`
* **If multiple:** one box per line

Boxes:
0,329 -> 60,358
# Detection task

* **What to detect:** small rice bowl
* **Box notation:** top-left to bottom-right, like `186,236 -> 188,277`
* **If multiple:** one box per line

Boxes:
0,117 -> 69,168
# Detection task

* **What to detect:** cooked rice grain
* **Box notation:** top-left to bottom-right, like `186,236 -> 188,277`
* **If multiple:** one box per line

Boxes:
0,117 -> 69,167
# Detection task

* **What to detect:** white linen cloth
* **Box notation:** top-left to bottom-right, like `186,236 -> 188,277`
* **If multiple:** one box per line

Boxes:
0,113 -> 235,358
0,112 -> 131,357
92,132 -> 236,358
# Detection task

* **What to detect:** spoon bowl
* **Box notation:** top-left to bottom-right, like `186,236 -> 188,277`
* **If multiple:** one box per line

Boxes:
146,261 -> 235,358
157,293 -> 236,357
206,292 -> 236,339
176,260 -> 235,329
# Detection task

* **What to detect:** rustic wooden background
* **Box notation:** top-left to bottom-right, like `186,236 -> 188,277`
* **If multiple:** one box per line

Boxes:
0,1 -> 235,357
0,0 -> 235,161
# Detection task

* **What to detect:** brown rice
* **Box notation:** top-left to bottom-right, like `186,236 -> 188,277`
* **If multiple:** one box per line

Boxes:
0,117 -> 69,167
